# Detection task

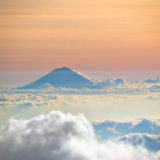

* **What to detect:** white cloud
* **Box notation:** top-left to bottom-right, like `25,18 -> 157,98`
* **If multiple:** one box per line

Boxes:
119,133 -> 160,152
0,111 -> 160,160
1,91 -> 160,123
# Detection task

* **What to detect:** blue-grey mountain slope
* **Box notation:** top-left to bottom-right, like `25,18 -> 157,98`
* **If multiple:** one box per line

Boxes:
93,119 -> 160,152
93,119 -> 160,138
143,76 -> 160,84
19,67 -> 94,89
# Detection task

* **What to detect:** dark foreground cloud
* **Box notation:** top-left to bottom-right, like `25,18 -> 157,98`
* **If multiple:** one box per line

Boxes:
0,111 -> 160,160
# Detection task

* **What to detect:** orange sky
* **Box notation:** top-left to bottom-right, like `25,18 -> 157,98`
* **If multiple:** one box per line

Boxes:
0,0 -> 160,70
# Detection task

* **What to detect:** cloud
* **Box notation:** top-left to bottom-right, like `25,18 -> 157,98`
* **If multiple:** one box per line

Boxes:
0,111 -> 160,160
120,133 -> 160,152
0,89 -> 160,124
94,118 -> 160,139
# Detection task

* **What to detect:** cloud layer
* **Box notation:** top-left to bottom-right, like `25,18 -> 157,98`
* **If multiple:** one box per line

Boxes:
1,89 -> 160,123
0,111 -> 160,160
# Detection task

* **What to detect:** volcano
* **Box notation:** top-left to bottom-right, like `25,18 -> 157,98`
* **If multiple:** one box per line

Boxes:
19,67 -> 94,89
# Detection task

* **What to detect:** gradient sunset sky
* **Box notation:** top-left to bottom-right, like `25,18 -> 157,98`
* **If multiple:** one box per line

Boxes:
0,0 -> 160,71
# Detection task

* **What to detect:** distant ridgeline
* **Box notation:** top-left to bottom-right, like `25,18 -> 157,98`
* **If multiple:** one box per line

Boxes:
143,76 -> 160,84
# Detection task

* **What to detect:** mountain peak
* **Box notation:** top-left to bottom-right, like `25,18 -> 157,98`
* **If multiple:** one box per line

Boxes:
19,67 -> 94,89
54,66 -> 72,72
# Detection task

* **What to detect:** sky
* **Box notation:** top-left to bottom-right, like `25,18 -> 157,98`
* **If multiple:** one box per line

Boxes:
0,0 -> 160,71
0,1 -> 160,159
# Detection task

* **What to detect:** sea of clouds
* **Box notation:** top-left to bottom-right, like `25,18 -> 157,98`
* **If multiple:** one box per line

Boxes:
0,110 -> 160,160
0,86 -> 160,160
0,89 -> 160,124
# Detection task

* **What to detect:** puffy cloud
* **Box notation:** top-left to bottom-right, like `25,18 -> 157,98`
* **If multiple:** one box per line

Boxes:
0,111 -> 160,160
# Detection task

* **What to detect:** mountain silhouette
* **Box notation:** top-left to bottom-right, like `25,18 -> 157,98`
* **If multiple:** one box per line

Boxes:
19,67 -> 94,89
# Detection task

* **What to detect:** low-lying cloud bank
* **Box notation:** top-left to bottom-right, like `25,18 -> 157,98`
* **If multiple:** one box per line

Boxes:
0,111 -> 160,160
1,91 -> 160,123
